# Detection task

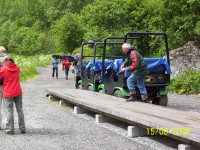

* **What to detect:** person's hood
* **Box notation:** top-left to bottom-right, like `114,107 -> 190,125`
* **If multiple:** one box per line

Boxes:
4,61 -> 18,72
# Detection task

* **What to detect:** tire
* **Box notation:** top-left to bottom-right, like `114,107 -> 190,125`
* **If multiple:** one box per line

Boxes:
78,84 -> 82,89
87,86 -> 93,91
114,90 -> 124,98
159,95 -> 168,106
99,89 -> 104,93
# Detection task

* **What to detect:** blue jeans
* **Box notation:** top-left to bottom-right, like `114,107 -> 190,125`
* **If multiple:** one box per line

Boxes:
127,72 -> 147,95
74,66 -> 79,74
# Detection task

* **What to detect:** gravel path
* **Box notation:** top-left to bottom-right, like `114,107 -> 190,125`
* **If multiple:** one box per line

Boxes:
168,94 -> 200,113
0,66 -> 199,150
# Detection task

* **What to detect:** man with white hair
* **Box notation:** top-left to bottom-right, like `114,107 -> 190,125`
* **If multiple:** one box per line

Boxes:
0,46 -> 9,129
121,43 -> 149,102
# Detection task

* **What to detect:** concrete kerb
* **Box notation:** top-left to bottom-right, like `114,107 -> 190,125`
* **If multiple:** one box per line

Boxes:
48,95 -> 54,101
128,126 -> 147,137
74,106 -> 87,114
59,100 -> 65,107
95,114 -> 105,123
178,144 -> 193,150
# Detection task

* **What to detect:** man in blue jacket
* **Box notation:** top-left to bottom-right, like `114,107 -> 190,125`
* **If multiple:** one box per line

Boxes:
52,56 -> 59,79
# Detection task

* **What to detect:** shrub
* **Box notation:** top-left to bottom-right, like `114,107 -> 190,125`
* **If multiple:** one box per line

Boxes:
169,68 -> 200,94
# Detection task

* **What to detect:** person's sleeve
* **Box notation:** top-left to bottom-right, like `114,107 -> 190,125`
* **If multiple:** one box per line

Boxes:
127,51 -> 138,71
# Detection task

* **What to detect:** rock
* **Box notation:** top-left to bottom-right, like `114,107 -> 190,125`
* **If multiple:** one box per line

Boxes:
169,41 -> 200,77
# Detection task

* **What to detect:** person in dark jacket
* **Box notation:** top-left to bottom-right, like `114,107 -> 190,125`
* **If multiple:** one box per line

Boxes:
121,43 -> 149,102
73,53 -> 81,76
0,57 -> 26,134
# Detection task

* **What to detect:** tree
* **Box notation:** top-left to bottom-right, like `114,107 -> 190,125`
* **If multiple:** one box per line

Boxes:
80,0 -> 134,41
50,12 -> 84,54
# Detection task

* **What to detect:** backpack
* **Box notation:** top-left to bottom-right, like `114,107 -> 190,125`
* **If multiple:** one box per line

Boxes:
63,59 -> 71,69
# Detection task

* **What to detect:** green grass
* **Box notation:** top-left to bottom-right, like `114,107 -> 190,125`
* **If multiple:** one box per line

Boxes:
11,54 -> 52,81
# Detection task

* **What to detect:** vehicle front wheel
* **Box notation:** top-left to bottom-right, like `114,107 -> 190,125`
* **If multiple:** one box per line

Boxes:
87,86 -> 93,91
114,90 -> 125,98
78,84 -> 82,89
99,89 -> 104,93
159,95 -> 168,106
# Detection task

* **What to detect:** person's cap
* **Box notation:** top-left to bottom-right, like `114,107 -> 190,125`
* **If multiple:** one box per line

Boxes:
0,46 -> 6,53
122,43 -> 131,49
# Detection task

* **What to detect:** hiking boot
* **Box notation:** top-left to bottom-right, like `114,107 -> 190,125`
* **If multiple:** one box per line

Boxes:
20,130 -> 26,134
0,126 -> 6,130
126,94 -> 137,102
141,95 -> 151,103
5,131 -> 14,135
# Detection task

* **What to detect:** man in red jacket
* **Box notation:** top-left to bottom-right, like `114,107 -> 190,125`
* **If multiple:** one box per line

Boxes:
0,57 -> 26,134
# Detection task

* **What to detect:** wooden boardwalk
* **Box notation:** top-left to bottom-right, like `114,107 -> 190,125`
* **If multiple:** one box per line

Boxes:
46,89 -> 200,147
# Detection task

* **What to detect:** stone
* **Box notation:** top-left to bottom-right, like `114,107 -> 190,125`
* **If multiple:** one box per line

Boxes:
74,106 -> 85,114
178,144 -> 193,150
128,126 -> 147,137
169,41 -> 200,77
95,114 -> 104,123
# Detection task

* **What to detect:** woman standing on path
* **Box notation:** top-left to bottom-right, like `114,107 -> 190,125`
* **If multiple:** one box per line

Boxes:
52,56 -> 59,79
0,46 -> 8,130
0,57 -> 26,134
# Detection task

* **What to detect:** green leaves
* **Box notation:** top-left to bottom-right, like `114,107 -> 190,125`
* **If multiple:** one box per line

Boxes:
80,0 -> 132,41
50,12 -> 84,54
9,27 -> 46,55
169,68 -> 200,94
0,0 -> 199,58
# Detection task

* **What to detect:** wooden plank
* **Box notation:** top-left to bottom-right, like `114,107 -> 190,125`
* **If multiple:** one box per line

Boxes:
46,88 -> 200,147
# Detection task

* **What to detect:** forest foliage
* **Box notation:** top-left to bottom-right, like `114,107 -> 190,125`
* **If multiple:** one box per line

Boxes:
0,0 -> 199,55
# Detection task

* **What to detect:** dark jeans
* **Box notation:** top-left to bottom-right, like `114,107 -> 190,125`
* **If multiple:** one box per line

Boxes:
52,68 -> 58,77
65,69 -> 69,78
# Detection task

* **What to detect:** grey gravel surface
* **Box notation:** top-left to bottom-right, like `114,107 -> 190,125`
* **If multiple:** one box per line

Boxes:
168,94 -> 200,113
0,66 -> 199,150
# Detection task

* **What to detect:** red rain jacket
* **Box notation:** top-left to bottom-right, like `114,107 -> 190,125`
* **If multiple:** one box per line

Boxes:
0,61 -> 22,98
62,59 -> 71,69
